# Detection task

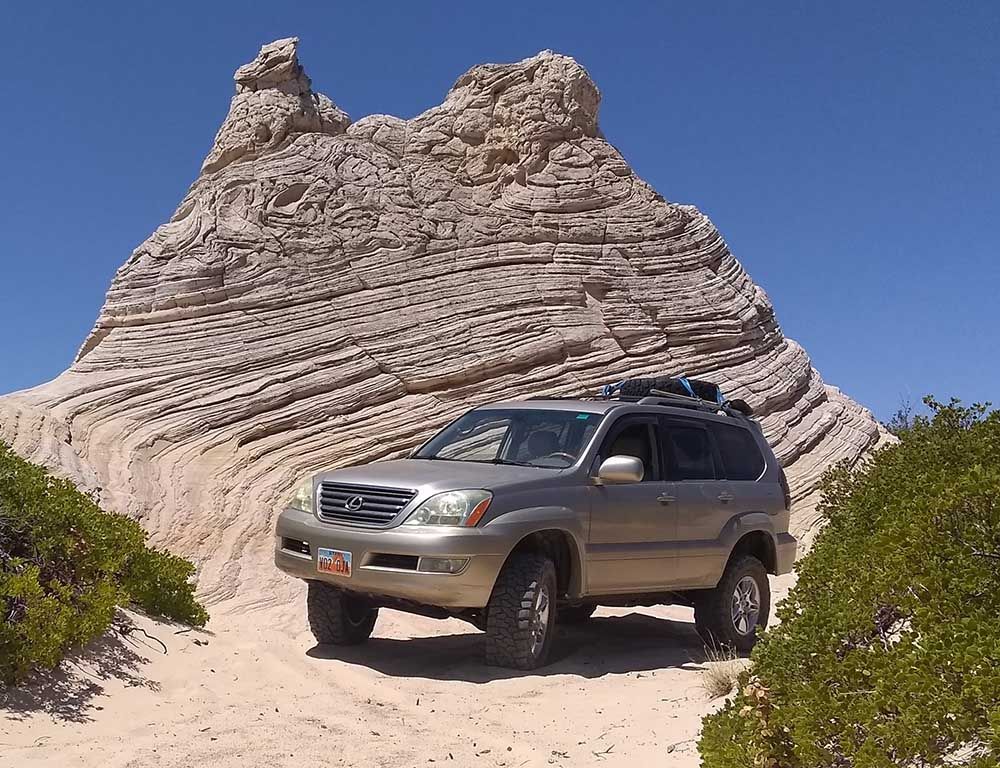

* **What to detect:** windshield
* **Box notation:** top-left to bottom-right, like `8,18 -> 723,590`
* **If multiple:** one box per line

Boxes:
414,408 -> 604,469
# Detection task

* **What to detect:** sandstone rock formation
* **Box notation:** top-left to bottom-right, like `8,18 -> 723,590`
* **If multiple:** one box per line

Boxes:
0,39 -> 885,609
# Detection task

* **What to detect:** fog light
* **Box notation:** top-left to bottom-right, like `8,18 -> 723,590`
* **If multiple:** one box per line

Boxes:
418,557 -> 469,574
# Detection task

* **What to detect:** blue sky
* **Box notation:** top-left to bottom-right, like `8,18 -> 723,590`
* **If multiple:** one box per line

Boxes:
1,1 -> 996,419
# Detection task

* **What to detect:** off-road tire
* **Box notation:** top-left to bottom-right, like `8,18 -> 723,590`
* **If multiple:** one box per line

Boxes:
485,553 -> 557,669
307,581 -> 378,645
558,604 -> 597,624
694,555 -> 770,653
617,376 -> 718,402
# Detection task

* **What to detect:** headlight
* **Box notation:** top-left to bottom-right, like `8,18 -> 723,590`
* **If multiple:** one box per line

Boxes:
403,490 -> 492,527
287,477 -> 314,513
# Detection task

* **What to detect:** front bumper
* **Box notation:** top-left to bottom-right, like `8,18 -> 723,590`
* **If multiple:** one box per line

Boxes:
775,532 -> 797,575
274,507 -> 509,609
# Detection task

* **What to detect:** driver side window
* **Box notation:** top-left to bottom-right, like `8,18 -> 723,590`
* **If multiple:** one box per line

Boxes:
598,419 -> 659,482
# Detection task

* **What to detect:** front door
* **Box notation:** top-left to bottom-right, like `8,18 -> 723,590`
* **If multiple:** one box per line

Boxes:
587,415 -> 679,594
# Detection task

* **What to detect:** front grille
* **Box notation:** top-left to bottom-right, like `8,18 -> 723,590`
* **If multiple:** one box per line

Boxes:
317,482 -> 417,527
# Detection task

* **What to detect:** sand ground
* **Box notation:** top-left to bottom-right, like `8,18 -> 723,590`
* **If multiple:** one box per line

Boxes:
0,586 -> 763,768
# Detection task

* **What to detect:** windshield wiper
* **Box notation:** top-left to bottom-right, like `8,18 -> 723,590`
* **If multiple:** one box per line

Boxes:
489,458 -> 533,467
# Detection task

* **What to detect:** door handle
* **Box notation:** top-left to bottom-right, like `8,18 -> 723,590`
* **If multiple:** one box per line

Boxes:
657,494 -> 676,505
718,492 -> 734,503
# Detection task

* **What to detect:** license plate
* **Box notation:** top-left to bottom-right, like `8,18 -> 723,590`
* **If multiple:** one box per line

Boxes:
317,548 -> 352,577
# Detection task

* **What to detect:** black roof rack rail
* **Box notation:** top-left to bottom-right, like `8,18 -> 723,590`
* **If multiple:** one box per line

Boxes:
521,382 -> 755,419
642,389 -> 749,418
606,389 -> 753,419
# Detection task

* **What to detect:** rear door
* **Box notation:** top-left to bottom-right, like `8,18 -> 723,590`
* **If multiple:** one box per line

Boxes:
659,416 -> 731,588
586,414 -> 679,594
707,420 -> 783,549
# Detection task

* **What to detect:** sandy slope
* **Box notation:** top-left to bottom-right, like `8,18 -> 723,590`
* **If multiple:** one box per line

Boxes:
0,582 -> 784,768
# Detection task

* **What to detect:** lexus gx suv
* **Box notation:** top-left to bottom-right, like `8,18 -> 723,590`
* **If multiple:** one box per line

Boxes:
275,376 -> 797,669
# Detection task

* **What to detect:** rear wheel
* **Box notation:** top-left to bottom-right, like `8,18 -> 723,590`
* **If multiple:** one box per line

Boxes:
307,582 -> 378,645
694,555 -> 770,652
558,604 -> 597,624
485,553 -> 557,669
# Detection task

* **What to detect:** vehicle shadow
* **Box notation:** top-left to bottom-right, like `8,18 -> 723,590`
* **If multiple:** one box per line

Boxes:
307,611 -> 709,682
0,612 -> 163,723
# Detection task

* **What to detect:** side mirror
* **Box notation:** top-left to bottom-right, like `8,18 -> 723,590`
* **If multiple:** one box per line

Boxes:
595,455 -> 644,485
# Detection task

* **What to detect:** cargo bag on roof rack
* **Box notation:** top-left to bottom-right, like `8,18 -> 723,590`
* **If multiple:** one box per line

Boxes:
614,376 -> 723,404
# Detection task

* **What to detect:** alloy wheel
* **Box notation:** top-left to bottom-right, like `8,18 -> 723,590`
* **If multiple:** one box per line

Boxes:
731,575 -> 761,636
529,582 -> 551,656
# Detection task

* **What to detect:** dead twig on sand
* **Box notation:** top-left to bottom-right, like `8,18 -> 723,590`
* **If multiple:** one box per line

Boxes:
116,624 -> 168,655
665,738 -> 695,753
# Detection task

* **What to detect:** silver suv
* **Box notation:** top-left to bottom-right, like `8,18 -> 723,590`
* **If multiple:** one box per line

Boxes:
275,378 -> 797,669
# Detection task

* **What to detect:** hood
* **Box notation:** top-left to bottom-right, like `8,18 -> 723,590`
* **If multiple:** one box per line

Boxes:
315,458 -> 562,496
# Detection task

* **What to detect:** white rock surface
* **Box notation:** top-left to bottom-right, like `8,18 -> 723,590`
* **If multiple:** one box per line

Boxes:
0,40 -> 885,609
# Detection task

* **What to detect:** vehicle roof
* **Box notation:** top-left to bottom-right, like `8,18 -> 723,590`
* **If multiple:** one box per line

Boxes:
476,398 -> 755,427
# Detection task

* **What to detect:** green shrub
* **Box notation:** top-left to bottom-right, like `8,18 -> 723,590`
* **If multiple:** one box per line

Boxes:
0,442 -> 206,684
700,398 -> 1000,768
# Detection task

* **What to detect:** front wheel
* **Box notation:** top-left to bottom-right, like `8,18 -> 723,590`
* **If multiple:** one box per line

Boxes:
307,582 -> 378,645
485,553 -> 557,669
694,555 -> 770,652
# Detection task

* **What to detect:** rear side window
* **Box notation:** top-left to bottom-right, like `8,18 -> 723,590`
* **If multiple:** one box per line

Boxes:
662,425 -> 716,481
710,423 -> 766,481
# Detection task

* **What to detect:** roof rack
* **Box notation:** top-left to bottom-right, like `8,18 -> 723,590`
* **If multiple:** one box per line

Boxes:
597,376 -> 755,419
638,389 -> 751,419
523,379 -> 755,420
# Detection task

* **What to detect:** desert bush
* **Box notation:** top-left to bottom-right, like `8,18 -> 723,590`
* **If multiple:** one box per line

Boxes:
0,442 -> 206,684
701,644 -> 749,700
883,396 -> 916,436
699,398 -> 1000,768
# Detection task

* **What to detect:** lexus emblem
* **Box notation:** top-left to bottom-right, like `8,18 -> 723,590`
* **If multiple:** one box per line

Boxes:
345,495 -> 365,511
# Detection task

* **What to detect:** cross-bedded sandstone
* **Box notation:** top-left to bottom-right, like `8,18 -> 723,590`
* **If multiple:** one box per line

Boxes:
0,40 -> 885,607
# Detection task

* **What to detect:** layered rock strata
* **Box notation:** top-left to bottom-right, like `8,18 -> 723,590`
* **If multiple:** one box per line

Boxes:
0,39 -> 885,608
